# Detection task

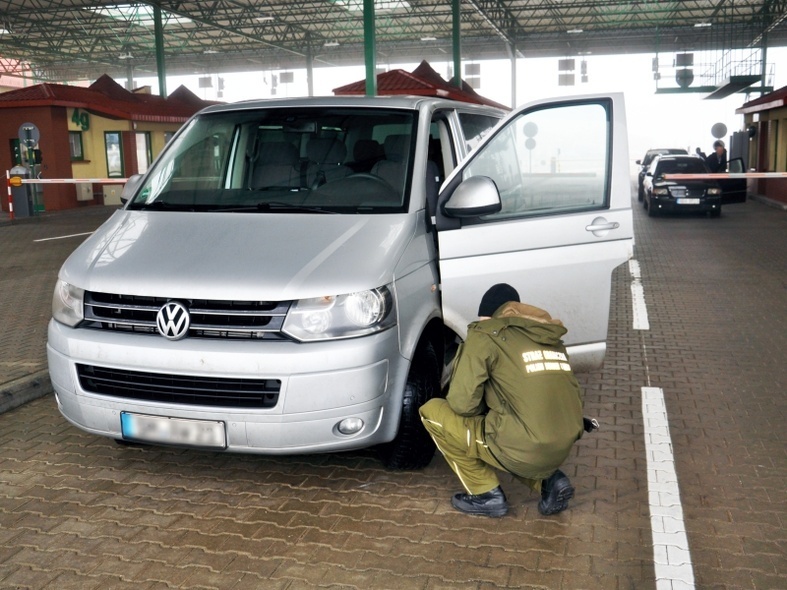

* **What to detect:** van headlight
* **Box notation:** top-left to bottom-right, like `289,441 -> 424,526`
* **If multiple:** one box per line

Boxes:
52,280 -> 84,327
283,285 -> 396,341
706,187 -> 722,195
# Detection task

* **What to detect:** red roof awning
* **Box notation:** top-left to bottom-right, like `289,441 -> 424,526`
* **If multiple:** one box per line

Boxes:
0,74 -> 215,122
736,85 -> 787,115
333,60 -> 509,110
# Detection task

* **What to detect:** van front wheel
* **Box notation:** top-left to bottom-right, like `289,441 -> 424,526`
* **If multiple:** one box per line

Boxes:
377,341 -> 440,470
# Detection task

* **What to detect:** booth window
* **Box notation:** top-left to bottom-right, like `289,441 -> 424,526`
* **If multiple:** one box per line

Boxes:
135,132 -> 152,174
69,132 -> 84,161
105,132 -> 124,177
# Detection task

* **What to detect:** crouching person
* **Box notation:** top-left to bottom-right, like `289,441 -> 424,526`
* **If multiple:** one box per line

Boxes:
420,283 -> 584,517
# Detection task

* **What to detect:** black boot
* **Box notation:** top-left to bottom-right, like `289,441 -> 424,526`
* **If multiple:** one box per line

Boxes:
538,469 -> 574,515
451,486 -> 508,517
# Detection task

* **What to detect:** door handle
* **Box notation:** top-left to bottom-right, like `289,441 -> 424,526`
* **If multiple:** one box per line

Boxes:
585,221 -> 619,232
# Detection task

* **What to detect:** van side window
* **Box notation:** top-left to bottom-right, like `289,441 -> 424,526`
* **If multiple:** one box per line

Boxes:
458,113 -> 501,151
462,101 -> 611,220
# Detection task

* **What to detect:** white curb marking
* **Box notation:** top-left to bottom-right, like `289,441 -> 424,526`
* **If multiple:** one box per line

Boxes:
629,259 -> 650,330
642,386 -> 695,589
34,232 -> 94,242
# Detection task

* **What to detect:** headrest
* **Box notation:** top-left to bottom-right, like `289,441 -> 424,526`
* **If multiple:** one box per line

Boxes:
307,137 -> 347,165
353,139 -> 383,162
260,141 -> 299,166
383,134 -> 409,163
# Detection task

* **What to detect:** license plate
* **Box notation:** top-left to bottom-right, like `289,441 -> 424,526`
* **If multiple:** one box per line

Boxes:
121,412 -> 226,448
676,198 -> 700,205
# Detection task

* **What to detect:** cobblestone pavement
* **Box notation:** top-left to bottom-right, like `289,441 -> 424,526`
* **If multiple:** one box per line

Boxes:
0,198 -> 784,589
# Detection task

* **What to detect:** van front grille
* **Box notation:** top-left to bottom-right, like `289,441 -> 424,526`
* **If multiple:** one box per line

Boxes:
76,364 -> 280,409
82,291 -> 291,340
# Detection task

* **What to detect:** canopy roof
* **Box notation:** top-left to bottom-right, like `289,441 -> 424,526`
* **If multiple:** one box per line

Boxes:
0,1 -> 784,83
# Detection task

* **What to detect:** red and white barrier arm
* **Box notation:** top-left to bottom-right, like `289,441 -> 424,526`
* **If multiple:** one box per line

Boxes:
10,177 -> 129,184
5,170 -> 14,221
664,172 -> 787,180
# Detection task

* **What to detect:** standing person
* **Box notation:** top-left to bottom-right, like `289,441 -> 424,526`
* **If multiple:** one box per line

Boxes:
419,284 -> 584,518
705,140 -> 727,173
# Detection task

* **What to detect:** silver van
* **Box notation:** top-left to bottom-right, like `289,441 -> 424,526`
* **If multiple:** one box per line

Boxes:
48,95 -> 633,469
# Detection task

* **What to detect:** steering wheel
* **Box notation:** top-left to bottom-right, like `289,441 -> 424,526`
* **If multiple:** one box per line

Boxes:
309,173 -> 400,205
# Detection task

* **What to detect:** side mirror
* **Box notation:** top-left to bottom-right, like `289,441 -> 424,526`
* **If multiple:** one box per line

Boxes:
646,172 -> 653,177
120,174 -> 144,204
635,159 -> 642,165
441,176 -> 502,218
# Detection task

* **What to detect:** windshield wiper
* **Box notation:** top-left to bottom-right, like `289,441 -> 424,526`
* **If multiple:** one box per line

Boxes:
206,202 -> 335,214
129,201 -> 191,211
256,202 -> 337,214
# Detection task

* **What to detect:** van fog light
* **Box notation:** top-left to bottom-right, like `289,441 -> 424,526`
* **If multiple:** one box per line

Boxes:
337,418 -> 364,435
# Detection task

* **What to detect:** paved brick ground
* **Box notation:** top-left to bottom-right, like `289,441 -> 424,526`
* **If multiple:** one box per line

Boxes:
0,198 -> 784,589
629,198 -> 787,589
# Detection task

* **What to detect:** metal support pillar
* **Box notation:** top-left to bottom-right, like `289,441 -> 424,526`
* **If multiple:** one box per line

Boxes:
305,32 -> 314,97
153,5 -> 167,97
508,42 -> 517,107
364,0 -> 376,96
760,33 -> 768,97
452,0 -> 462,88
125,62 -> 134,91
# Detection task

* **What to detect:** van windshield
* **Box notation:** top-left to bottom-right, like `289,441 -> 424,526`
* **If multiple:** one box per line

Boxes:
128,107 -> 417,214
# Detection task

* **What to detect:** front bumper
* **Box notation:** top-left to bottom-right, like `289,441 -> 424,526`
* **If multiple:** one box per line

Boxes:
47,319 -> 408,453
650,195 -> 721,213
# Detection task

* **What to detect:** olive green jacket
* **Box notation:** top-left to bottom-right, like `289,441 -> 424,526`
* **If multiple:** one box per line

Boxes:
446,302 -> 584,480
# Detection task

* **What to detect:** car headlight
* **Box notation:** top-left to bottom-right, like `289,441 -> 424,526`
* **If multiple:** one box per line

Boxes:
653,187 -> 670,195
283,285 -> 396,341
707,187 -> 722,195
52,280 -> 84,327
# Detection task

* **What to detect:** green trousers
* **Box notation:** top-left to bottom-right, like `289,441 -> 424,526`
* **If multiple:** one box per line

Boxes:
420,398 -> 541,496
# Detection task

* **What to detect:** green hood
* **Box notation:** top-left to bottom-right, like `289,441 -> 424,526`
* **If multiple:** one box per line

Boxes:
472,302 -> 567,347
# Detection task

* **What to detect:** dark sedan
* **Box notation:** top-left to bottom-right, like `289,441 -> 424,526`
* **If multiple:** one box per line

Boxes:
643,155 -> 722,217
636,148 -> 688,200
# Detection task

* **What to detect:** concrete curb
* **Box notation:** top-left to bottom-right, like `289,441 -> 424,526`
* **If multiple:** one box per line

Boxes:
0,370 -> 53,415
749,194 -> 787,211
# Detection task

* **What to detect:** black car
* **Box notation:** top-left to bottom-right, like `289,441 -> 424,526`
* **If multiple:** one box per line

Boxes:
636,148 -> 688,201
642,155 -> 722,217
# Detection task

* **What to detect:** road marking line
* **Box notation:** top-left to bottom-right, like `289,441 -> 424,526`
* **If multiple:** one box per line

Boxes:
34,232 -> 93,242
629,259 -> 650,330
642,387 -> 696,589
633,257 -> 695,588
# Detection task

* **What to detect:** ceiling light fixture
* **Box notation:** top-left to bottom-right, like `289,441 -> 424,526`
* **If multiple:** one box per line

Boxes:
421,36 -> 437,41
694,22 -> 712,28
567,28 -> 583,34
255,16 -> 274,22
118,52 -> 134,60
323,41 -> 340,47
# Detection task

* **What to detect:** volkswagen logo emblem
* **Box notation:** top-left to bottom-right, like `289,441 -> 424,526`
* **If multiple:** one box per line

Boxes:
156,301 -> 191,340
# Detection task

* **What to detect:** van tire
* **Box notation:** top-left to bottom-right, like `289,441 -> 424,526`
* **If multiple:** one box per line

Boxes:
377,341 -> 440,470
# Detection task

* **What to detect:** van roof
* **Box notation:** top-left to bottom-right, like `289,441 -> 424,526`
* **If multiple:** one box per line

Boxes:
198,95 -> 506,115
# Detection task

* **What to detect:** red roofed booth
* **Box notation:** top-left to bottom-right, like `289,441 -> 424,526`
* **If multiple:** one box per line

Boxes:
1,75 -> 214,212
736,85 -> 787,206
